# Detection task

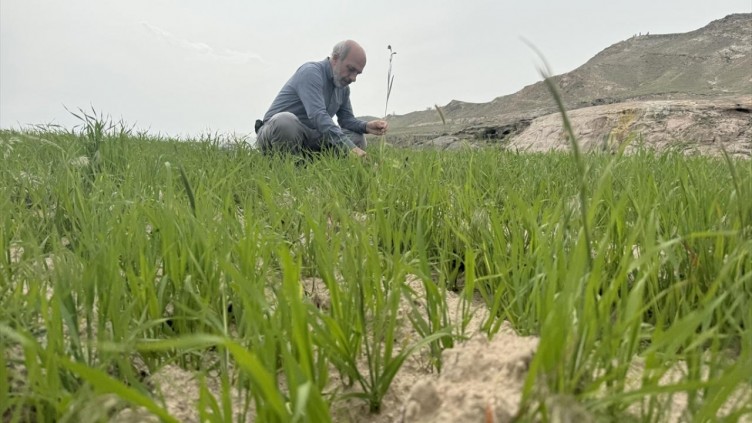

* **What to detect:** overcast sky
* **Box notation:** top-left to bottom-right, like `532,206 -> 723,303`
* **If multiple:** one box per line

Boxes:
1,1 -> 749,138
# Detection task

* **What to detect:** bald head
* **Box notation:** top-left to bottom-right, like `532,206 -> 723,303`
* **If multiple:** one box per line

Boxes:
332,40 -> 366,64
330,40 -> 366,87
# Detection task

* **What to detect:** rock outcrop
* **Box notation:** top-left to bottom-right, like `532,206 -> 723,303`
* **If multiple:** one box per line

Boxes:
507,96 -> 751,156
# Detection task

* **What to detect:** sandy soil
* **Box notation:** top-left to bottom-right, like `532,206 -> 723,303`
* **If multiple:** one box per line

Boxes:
5,246 -> 750,422
112,273 -> 520,423
111,273 -> 750,423
325,274 -> 531,423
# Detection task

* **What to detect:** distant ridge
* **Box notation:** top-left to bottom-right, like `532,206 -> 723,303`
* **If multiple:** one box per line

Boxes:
382,13 -> 752,139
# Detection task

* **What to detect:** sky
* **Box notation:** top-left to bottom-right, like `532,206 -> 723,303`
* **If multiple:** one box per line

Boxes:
1,0 -> 750,139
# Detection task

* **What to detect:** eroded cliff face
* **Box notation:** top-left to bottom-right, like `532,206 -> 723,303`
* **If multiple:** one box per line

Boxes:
506,96 -> 751,156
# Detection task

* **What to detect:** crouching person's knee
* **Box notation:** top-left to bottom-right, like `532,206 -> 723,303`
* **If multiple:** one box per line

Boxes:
343,129 -> 366,149
258,112 -> 306,154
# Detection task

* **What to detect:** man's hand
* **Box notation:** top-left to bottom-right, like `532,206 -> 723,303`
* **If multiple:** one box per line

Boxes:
351,147 -> 367,158
366,120 -> 389,136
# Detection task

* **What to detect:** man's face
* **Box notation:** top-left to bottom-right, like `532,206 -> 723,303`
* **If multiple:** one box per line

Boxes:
332,49 -> 366,88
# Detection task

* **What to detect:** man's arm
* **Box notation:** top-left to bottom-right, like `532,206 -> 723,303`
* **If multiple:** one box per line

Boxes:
336,96 -> 368,134
336,90 -> 386,159
336,91 -> 388,136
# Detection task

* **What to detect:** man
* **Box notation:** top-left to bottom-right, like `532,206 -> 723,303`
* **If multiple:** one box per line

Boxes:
256,40 -> 388,158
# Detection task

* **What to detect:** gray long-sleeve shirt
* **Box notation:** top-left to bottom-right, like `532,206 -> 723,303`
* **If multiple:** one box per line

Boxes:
262,58 -> 367,150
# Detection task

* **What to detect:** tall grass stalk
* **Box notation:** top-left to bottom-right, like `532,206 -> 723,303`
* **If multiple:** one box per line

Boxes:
384,45 -> 396,119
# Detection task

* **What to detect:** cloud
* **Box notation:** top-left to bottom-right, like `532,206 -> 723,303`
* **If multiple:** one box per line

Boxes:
139,21 -> 267,65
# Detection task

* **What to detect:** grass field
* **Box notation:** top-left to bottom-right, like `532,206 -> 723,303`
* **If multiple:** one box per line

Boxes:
1,119 -> 750,422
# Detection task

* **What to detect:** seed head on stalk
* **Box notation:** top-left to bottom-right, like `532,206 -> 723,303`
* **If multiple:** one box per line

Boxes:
384,45 -> 397,119
378,45 -> 397,160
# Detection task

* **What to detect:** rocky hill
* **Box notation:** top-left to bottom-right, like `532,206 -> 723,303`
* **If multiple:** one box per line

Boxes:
381,13 -> 752,156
